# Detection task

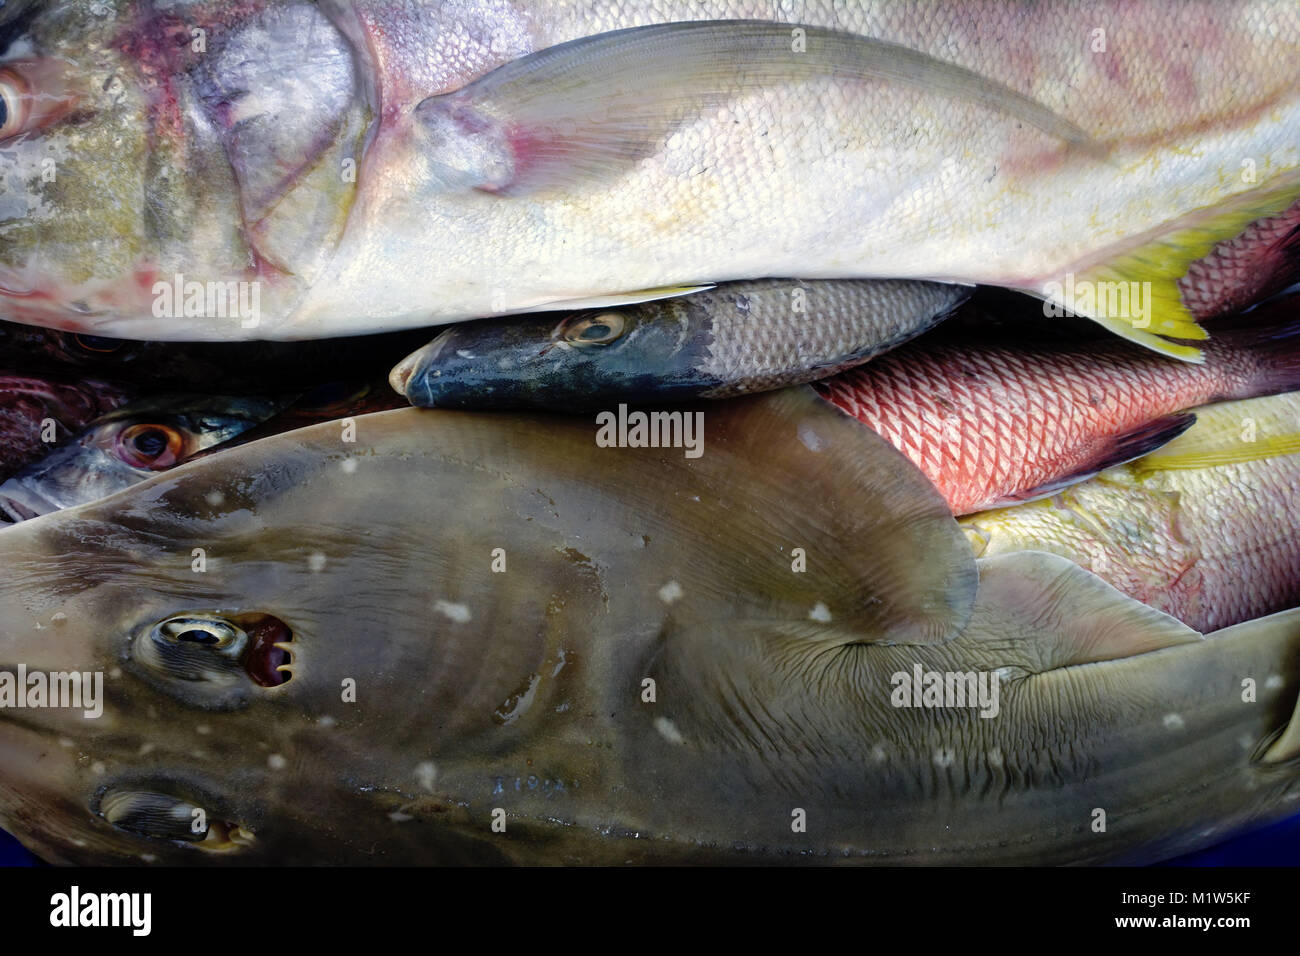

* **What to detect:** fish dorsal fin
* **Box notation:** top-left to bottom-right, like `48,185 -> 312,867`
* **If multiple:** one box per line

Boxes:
967,551 -> 1202,669
1037,171 -> 1300,362
415,20 -> 1098,196
1137,393 -> 1300,472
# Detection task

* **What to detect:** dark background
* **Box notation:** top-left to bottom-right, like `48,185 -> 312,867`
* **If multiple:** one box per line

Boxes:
4,815 -> 1300,865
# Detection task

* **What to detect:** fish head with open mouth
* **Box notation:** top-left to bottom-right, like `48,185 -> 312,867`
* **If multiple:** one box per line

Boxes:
0,0 -> 369,338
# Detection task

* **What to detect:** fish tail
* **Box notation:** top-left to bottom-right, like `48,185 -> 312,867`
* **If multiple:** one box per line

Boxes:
1213,317 -> 1300,399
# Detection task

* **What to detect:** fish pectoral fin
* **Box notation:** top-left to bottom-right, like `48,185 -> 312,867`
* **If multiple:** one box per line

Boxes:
970,551 -> 1203,670
1035,172 -> 1300,362
983,412 -> 1197,508
527,284 -> 714,313
414,20 -> 1098,196
677,386 -> 978,645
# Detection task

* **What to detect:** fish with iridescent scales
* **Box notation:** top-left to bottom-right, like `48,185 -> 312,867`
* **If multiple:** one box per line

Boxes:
0,1 -> 1295,354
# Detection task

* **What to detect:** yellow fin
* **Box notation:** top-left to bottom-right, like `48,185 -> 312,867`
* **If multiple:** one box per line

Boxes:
1040,172 -> 1300,363
1137,427 -> 1300,472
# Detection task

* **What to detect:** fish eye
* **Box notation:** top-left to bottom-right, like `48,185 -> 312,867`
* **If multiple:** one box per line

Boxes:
97,787 -> 256,851
72,334 -> 125,354
158,617 -> 242,649
114,423 -> 185,470
561,311 -> 626,346
0,68 -> 31,141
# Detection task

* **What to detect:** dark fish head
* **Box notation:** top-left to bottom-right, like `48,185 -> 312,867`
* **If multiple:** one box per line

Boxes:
0,393 -> 287,520
0,1 -> 367,336
0,392 -> 978,864
391,301 -> 718,410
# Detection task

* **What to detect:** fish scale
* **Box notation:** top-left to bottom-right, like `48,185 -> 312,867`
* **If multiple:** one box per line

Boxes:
813,319 -> 1300,515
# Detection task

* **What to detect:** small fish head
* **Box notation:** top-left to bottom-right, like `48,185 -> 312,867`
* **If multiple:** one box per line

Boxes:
393,300 -> 721,410
0,1 -> 368,336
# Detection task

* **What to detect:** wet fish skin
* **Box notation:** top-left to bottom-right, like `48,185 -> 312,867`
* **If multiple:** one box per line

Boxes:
0,2 -> 1295,349
393,280 -> 970,410
1,391 -> 1299,865
0,372 -> 130,480
813,304 -> 1300,515
963,392 -> 1300,633
0,394 -> 289,521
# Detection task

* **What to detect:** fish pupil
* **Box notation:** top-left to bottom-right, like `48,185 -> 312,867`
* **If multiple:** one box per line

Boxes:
176,629 -> 220,645
580,324 -> 611,340
131,428 -> 168,458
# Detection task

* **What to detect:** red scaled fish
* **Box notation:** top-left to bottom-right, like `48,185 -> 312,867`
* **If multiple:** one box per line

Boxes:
813,305 -> 1300,515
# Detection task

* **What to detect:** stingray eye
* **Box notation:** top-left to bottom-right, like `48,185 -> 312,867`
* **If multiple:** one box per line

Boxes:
158,617 -> 243,649
561,311 -> 626,346
0,68 -> 31,141
73,333 -> 125,354
114,423 -> 185,469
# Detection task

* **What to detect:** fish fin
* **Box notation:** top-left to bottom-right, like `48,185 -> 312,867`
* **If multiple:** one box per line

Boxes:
1208,609 -> 1300,763
1138,410 -> 1300,473
969,551 -> 1203,669
1037,172 -> 1300,362
984,412 -> 1197,507
415,20 -> 1099,196
525,284 -> 714,313
670,385 -> 977,645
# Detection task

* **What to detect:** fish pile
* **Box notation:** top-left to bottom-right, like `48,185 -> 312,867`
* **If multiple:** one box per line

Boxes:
0,0 -> 1298,867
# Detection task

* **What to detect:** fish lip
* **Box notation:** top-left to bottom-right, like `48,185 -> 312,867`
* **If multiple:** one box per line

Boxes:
391,328 -> 457,398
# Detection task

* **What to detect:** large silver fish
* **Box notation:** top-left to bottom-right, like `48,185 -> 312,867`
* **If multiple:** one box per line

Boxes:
0,1 -> 1296,359
1,389 -> 1299,865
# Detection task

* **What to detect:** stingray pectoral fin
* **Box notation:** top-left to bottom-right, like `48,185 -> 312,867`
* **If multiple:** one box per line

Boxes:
968,551 -> 1203,668
683,386 -> 977,644
414,20 -> 1097,196
1222,609 -> 1300,763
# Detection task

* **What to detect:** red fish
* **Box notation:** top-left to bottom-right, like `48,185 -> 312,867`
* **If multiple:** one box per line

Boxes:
813,302 -> 1300,515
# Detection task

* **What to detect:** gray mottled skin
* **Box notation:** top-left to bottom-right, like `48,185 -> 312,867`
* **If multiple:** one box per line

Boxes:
0,389 -> 1298,864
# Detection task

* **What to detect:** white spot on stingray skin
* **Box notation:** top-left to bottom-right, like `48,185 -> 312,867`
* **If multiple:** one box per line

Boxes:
809,602 -> 832,623
415,761 -> 438,792
308,551 -> 327,572
389,811 -> 414,822
1163,713 -> 1185,731
108,667 -> 122,680
51,612 -> 66,625
658,581 -> 683,604
340,458 -> 359,474
91,762 -> 106,775
71,839 -> 86,848
58,738 -> 74,749
204,490 -> 224,507
797,421 -> 826,453
140,854 -> 157,863
138,743 -> 155,756
435,600 -> 471,623
1239,734 -> 1255,750
654,717 -> 685,746
871,745 -> 887,762
196,725 -> 210,735
1266,674 -> 1284,689
987,748 -> 1003,768
933,747 -> 955,768
267,754 -> 287,770
318,715 -> 337,728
